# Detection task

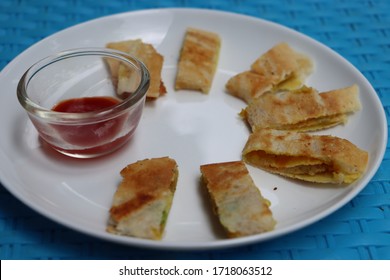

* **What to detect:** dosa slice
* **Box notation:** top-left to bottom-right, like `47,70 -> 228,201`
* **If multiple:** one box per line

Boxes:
250,42 -> 313,89
107,157 -> 178,240
242,129 -> 369,184
225,71 -> 274,104
226,42 -> 313,103
175,28 -> 221,93
106,39 -> 166,99
242,84 -> 361,132
200,161 -> 276,238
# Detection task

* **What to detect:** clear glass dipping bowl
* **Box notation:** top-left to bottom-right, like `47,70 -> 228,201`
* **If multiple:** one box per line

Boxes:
17,48 -> 150,158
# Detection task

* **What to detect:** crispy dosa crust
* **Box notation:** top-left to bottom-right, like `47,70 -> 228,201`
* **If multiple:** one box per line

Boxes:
106,39 -> 166,98
242,84 -> 361,132
175,28 -> 221,93
200,161 -> 275,237
226,42 -> 313,103
242,129 -> 369,184
107,157 -> 178,240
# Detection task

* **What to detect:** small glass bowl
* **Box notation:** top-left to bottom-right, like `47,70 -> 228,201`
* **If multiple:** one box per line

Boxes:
17,48 -> 150,158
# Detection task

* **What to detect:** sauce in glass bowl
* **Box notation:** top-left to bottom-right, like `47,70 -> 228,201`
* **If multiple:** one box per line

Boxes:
48,96 -> 134,156
17,48 -> 150,158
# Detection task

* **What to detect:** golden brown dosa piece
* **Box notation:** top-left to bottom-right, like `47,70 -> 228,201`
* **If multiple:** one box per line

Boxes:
200,161 -> 276,238
242,84 -> 361,132
226,42 -> 313,103
106,39 -> 166,99
175,28 -> 221,93
225,71 -> 274,104
250,42 -> 313,85
107,157 -> 178,240
242,129 -> 369,184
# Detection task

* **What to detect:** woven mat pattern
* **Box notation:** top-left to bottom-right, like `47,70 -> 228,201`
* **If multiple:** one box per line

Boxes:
1,0 -> 389,260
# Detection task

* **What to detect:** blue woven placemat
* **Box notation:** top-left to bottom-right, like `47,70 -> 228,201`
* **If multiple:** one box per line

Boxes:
1,0 -> 389,260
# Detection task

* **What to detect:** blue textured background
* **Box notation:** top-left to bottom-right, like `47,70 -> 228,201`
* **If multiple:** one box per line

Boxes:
1,0 -> 389,260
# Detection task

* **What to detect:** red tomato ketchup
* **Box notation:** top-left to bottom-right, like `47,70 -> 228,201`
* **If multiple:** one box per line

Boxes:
49,96 -> 130,156
52,96 -> 120,114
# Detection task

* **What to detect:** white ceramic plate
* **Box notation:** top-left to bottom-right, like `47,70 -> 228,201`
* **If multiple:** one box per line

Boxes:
0,8 -> 387,250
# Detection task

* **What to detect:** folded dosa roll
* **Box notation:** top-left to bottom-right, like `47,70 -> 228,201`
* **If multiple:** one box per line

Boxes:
242,129 -> 369,184
242,84 -> 361,132
225,71 -> 274,104
251,42 -> 313,85
226,42 -> 313,103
